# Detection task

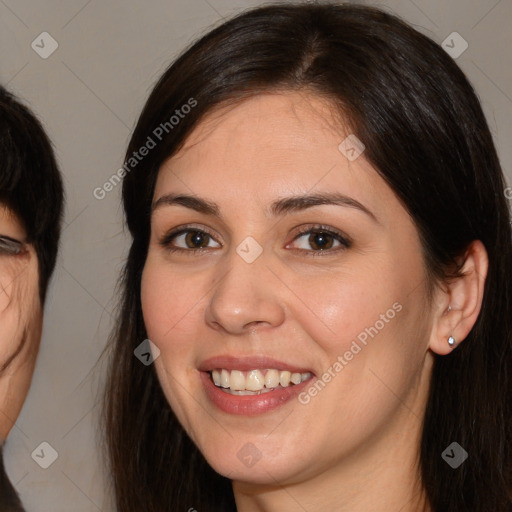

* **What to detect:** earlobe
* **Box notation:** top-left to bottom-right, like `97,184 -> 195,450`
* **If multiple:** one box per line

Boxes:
429,240 -> 488,356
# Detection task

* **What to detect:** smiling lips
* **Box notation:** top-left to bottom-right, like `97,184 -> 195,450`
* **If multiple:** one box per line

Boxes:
211,368 -> 313,394
199,356 -> 315,414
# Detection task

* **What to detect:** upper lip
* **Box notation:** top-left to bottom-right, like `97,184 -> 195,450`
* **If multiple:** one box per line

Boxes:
198,355 -> 314,374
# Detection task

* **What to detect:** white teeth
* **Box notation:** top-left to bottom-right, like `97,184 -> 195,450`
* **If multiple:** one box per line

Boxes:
230,370 -> 245,391
290,372 -> 301,385
210,368 -> 312,392
246,369 -> 265,391
264,369 -> 280,388
220,369 -> 230,388
279,371 -> 291,387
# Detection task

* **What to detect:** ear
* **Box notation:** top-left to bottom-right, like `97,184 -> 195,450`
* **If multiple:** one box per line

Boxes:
428,240 -> 488,355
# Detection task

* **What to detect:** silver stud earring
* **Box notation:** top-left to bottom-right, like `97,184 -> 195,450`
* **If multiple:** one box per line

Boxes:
448,336 -> 456,347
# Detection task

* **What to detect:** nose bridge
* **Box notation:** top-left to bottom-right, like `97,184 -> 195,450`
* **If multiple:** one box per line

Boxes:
204,238 -> 285,334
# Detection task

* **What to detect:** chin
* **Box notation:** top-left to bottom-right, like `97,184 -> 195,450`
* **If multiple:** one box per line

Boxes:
211,457 -> 301,486
197,435 -> 313,487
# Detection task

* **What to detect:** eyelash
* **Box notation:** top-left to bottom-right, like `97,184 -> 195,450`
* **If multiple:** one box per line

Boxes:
159,223 -> 351,257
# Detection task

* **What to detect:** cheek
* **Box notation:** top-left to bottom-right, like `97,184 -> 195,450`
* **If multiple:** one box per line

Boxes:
141,255 -> 204,355
0,270 -> 12,315
280,258 -> 401,356
284,255 -> 427,412
0,257 -> 41,364
141,259 -> 173,345
141,255 -> 221,440
310,271 -> 429,418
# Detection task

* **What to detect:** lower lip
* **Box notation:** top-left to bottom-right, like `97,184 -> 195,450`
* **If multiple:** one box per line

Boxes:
200,371 -> 314,416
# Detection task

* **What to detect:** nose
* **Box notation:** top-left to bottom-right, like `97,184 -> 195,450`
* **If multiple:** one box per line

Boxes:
204,246 -> 285,335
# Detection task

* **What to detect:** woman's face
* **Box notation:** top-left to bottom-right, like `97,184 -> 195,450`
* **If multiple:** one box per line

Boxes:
0,205 -> 42,440
141,92 -> 437,486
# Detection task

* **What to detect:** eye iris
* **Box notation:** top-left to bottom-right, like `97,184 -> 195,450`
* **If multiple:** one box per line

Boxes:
309,232 -> 333,250
185,231 -> 208,248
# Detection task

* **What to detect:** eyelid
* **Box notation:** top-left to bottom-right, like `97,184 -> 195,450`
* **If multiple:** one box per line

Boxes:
291,224 -> 351,242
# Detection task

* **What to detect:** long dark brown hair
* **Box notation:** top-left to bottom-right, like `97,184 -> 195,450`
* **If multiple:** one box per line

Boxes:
102,3 -> 512,510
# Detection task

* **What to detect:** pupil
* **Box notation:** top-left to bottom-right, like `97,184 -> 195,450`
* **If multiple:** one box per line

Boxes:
187,231 -> 206,248
311,232 -> 332,250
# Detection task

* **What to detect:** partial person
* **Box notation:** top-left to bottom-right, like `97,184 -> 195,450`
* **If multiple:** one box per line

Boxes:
0,86 -> 64,511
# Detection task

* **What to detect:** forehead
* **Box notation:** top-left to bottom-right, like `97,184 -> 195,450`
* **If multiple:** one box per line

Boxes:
157,92 -> 364,191
0,204 -> 26,239
154,92 -> 404,227
173,91 -> 347,160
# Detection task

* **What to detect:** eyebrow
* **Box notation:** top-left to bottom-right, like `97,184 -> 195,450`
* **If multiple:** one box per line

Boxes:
152,192 -> 378,223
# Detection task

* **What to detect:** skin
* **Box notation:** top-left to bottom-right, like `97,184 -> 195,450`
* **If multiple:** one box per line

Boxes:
141,92 -> 488,511
0,205 -> 42,442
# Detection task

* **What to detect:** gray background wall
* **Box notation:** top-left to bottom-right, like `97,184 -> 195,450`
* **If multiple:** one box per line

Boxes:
1,0 -> 510,510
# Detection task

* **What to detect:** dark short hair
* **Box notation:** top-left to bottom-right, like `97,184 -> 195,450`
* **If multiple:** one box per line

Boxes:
0,86 -> 64,303
103,3 -> 512,511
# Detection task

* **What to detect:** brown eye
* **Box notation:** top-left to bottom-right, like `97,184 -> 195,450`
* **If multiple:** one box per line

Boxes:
183,231 -> 210,249
307,232 -> 335,250
160,227 -> 221,253
289,226 -> 351,256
